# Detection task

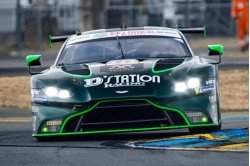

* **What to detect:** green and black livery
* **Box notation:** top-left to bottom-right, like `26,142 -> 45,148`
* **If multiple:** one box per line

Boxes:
26,26 -> 223,140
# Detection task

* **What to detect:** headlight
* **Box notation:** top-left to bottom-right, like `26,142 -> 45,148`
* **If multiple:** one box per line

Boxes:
43,87 -> 58,97
174,78 -> 200,92
174,82 -> 187,92
42,87 -> 73,98
58,90 -> 73,98
187,78 -> 200,88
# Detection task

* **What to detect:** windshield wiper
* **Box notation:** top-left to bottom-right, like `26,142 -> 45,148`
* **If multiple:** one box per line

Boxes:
116,35 -> 124,59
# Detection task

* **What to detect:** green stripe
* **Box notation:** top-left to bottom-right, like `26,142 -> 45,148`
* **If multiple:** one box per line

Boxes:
61,64 -> 93,78
34,99 -> 218,137
151,59 -> 185,74
146,100 -> 190,125
58,99 -> 190,133
33,123 -> 217,137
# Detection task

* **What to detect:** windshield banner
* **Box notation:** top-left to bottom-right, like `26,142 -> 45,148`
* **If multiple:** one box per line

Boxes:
67,30 -> 181,45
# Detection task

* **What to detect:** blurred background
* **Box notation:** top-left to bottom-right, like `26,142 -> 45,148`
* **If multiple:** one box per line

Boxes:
0,0 -> 238,51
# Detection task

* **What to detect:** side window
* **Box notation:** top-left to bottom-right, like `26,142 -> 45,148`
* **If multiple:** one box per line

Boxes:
57,45 -> 74,64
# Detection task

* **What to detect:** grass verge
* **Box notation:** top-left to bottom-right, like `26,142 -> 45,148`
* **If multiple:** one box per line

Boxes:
0,69 -> 248,112
219,69 -> 248,111
0,76 -> 30,110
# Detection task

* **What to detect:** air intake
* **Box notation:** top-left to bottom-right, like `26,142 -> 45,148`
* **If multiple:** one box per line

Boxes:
61,64 -> 91,76
153,59 -> 185,72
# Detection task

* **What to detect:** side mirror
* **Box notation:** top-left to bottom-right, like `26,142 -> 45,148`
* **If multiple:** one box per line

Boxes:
25,55 -> 42,75
208,45 -> 223,64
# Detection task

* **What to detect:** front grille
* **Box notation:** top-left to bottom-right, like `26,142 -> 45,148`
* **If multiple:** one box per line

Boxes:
84,101 -> 166,123
62,100 -> 186,132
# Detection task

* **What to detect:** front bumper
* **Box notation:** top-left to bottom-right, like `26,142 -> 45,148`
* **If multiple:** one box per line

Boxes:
32,93 -> 219,137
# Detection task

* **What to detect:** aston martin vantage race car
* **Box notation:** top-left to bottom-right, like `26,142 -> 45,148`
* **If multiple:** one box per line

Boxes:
26,26 -> 223,140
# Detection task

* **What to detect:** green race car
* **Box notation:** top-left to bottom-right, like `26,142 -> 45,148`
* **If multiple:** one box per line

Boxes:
26,26 -> 223,140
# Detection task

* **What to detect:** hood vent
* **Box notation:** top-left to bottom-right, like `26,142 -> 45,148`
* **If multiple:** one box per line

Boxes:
153,59 -> 185,72
61,65 -> 91,76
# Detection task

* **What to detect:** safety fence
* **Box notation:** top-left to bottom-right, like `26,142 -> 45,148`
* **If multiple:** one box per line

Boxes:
0,2 -> 237,50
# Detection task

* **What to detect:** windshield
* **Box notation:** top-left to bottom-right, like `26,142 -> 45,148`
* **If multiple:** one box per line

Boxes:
57,36 -> 191,65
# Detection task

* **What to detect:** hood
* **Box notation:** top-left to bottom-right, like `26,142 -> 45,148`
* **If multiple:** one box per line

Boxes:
31,58 -> 215,103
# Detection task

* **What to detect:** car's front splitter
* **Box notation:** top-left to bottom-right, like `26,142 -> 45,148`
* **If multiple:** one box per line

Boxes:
33,98 -> 218,137
33,123 -> 218,137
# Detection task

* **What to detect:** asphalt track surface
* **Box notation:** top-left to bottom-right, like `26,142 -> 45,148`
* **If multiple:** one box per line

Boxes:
0,108 -> 248,166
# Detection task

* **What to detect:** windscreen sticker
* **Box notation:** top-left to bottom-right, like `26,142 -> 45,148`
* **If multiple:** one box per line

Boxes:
106,59 -> 139,65
67,33 -> 109,45
108,30 -> 180,38
67,30 -> 181,45
84,74 -> 160,88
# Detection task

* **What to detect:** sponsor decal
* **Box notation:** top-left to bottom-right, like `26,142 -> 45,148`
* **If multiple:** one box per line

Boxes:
33,97 -> 49,104
106,59 -> 139,65
32,106 -> 40,113
67,33 -> 109,45
84,74 -> 160,88
108,65 -> 135,72
101,59 -> 142,72
116,90 -> 129,94
84,77 -> 103,87
108,30 -> 180,38
93,33 -> 108,39
67,30 -> 181,45
109,30 -> 156,36
206,79 -> 215,85
209,95 -> 216,102
31,89 -> 40,96
101,64 -> 143,72
195,85 -> 215,95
